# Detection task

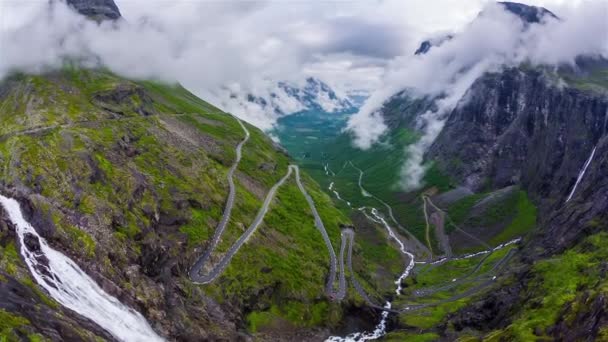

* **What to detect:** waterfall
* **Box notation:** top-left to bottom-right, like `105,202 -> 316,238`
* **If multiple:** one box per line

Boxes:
326,209 -> 414,341
0,195 -> 164,342
566,146 -> 597,202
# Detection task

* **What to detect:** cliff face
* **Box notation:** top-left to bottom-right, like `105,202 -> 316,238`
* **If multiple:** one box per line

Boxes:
0,69 -> 372,340
426,65 -> 608,253
64,0 -> 122,20
372,60 -> 608,339
413,2 -> 556,56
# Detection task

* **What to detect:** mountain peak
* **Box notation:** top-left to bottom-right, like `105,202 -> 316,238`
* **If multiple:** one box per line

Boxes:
414,2 -> 557,55
498,2 -> 558,23
63,0 -> 122,20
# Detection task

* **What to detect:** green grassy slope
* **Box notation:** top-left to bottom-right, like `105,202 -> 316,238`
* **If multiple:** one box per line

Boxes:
481,232 -> 608,341
0,68 -> 386,340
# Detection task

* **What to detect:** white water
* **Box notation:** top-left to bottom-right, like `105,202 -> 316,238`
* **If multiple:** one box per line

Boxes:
324,163 -> 336,177
328,182 -> 352,207
566,146 -> 597,202
370,208 -> 415,295
326,163 -> 416,341
0,195 -> 164,342
326,302 -> 391,342
327,208 -> 415,342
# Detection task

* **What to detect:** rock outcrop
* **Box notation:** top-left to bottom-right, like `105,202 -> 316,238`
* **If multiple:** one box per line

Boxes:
64,0 -> 121,20
426,64 -> 608,253
413,2 -> 557,56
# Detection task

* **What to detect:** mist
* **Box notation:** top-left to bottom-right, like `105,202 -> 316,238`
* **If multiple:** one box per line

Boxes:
344,1 -> 608,190
0,0 -> 605,186
0,0 -> 416,129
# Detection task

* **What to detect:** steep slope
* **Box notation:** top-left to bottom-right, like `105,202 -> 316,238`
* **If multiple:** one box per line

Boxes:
427,62 -> 608,253
370,45 -> 608,342
62,0 -> 122,20
0,68 -> 392,340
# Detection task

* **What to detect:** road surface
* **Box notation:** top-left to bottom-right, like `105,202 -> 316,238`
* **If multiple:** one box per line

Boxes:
188,115 -> 517,313
190,117 -> 250,283
347,162 -> 431,257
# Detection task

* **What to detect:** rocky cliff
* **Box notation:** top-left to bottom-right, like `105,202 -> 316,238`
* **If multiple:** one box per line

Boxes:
0,68 -> 389,341
63,0 -> 121,20
413,2 -> 557,56
427,63 -> 608,253
373,58 -> 608,340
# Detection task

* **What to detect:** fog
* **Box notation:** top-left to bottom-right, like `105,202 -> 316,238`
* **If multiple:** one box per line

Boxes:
344,1 -> 608,190
0,0 -> 605,188
0,0 -> 415,128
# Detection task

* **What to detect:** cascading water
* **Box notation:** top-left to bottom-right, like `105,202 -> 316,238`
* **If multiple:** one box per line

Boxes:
326,207 -> 415,342
0,195 -> 164,342
566,146 -> 597,202
370,209 -> 415,295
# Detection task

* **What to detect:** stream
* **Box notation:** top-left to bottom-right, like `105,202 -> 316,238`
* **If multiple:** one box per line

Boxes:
325,185 -> 415,341
0,195 -> 164,342
566,146 -> 597,202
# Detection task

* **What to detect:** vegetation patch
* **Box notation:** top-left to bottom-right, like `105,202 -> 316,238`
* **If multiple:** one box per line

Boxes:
484,232 -> 608,340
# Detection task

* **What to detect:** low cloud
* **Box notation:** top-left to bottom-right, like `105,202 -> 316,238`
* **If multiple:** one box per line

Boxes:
1,0 -> 605,177
345,1 -> 608,190
0,0 -> 414,128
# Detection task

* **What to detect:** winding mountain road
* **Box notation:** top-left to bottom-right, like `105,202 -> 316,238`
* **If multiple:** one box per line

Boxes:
189,117 -> 347,298
190,118 -> 250,284
188,115 -> 517,315
346,162 -> 430,256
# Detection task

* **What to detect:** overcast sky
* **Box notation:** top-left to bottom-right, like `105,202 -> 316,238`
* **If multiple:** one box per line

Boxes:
0,0 -> 598,95
108,0 -> 592,93
1,0 -> 605,190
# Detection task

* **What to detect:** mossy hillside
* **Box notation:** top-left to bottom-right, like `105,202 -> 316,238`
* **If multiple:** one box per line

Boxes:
405,245 -> 516,295
382,331 -> 439,342
558,65 -> 608,93
0,309 -> 36,342
0,68 -> 386,337
0,69 -> 286,333
216,173 -> 391,333
445,189 -> 537,252
392,245 -> 517,331
390,231 -> 608,341
482,232 -> 608,340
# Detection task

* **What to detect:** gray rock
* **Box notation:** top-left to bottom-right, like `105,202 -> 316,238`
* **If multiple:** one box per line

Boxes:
425,65 -> 608,254
64,0 -> 121,20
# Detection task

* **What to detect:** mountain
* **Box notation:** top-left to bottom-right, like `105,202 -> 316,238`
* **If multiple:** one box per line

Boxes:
0,67 -> 401,341
63,0 -> 122,20
0,2 -> 402,341
427,59 -> 608,340
244,78 -> 355,116
378,42 -> 608,342
498,1 -> 558,23
308,3 -> 608,341
414,2 -> 557,56
414,35 -> 453,55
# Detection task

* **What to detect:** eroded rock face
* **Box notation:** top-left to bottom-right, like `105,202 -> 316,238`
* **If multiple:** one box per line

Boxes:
375,62 -> 608,337
64,0 -> 121,20
426,66 -> 608,253
498,2 -> 558,24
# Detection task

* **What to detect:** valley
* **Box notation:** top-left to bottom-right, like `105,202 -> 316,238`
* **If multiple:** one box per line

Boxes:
0,0 -> 607,341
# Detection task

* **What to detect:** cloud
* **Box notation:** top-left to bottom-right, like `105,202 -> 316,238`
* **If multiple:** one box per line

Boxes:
0,0 -> 604,134
0,0 -> 415,128
345,1 -> 608,190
